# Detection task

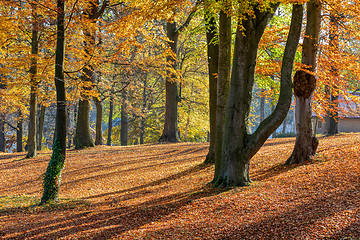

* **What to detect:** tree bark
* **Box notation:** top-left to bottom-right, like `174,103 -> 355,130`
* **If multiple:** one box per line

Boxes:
17,110 -> 23,152
140,75 -> 147,144
93,97 -> 103,145
159,21 -> 180,143
213,4 -> 231,180
215,4 -> 303,187
26,1 -> 39,158
107,94 -> 113,146
75,0 -> 107,149
286,0 -> 321,165
121,89 -> 128,146
325,14 -> 339,135
37,105 -> 45,151
41,0 -> 66,204
204,1 -> 219,163
0,113 -> 5,152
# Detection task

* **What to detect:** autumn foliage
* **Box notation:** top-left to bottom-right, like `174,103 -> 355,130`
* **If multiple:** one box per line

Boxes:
0,133 -> 359,239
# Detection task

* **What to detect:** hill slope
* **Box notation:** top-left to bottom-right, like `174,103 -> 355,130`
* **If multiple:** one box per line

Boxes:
0,133 -> 359,239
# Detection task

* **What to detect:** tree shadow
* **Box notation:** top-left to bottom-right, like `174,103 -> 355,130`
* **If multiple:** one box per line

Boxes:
0,163 -> 223,239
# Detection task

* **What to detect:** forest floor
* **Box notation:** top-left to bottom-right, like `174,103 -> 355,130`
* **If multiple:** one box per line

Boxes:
0,133 -> 359,239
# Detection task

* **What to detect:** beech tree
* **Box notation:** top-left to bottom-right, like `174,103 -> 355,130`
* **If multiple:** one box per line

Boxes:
286,0 -> 321,165
41,0 -> 66,204
214,3 -> 303,187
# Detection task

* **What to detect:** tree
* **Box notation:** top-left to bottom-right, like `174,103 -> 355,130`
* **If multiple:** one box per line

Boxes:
286,0 -> 321,165
75,0 -> 108,149
204,0 -> 219,163
159,3 -> 199,142
214,3 -> 303,187
26,0 -> 39,158
41,0 -> 67,204
213,0 -> 231,180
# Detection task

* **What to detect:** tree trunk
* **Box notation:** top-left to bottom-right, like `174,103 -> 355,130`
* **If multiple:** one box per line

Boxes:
73,103 -> 77,146
37,105 -> 45,151
325,14 -> 339,135
17,110 -> 23,152
107,94 -> 113,146
94,97 -> 103,145
286,0 -> 321,165
26,1 -> 39,158
204,1 -> 219,163
121,89 -> 128,146
159,22 -> 179,143
75,0 -> 107,149
282,116 -> 287,134
213,5 -> 231,180
41,0 -> 66,204
66,105 -> 71,148
260,90 -> 265,122
0,114 -> 5,152
215,4 -> 303,187
140,75 -> 147,144
75,99 -> 94,149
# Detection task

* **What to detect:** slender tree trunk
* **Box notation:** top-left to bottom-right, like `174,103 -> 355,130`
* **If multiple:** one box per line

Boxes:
282,116 -> 287,134
107,94 -> 113,146
26,1 -> 39,158
121,89 -> 128,146
260,90 -> 265,122
17,110 -> 23,152
159,22 -> 179,142
0,113 -> 5,152
215,4 -> 302,187
204,1 -> 219,163
325,14 -> 339,135
140,75 -> 147,144
41,0 -> 66,204
93,97 -> 103,145
213,4 -> 231,180
286,0 -> 321,165
66,105 -> 71,148
36,105 -> 45,151
73,103 -> 77,146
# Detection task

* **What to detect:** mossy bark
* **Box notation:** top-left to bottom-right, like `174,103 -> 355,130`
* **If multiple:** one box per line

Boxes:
41,0 -> 66,204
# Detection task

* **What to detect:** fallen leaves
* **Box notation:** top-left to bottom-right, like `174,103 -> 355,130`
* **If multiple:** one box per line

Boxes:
0,134 -> 359,239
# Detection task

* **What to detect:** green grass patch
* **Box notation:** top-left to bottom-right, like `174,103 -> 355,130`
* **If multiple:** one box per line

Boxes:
0,195 -> 91,214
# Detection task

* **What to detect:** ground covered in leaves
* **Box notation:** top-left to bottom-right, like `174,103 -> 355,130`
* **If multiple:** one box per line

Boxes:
0,133 -> 359,239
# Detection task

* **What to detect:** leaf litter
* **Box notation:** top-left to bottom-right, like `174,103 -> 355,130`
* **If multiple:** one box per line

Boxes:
0,133 -> 359,239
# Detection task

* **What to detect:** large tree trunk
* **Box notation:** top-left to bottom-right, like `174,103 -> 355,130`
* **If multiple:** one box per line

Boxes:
213,5 -> 231,180
121,89 -> 128,146
107,94 -> 113,146
26,1 -> 39,158
17,110 -> 23,152
41,0 -> 66,204
204,1 -> 219,163
93,97 -> 103,145
215,4 -> 303,187
159,22 -> 179,143
286,0 -> 321,165
37,105 -> 45,151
